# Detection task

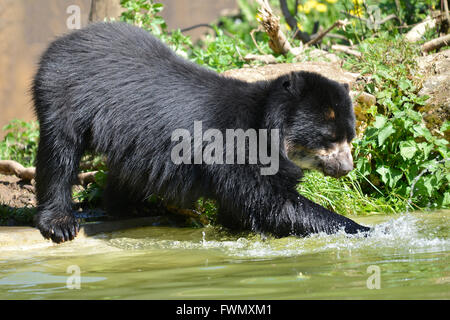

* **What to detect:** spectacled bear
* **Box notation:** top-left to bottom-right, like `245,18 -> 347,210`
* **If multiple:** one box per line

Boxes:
32,22 -> 370,243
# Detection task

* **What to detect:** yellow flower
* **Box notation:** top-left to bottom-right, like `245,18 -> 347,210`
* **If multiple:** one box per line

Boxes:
303,0 -> 318,14
350,7 -> 364,17
256,13 -> 262,22
299,1 -> 329,14
352,0 -> 364,5
286,22 -> 303,32
316,3 -> 327,12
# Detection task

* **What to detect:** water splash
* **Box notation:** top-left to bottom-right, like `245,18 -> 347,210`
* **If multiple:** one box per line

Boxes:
202,231 -> 206,246
106,212 -> 449,259
2,213 -> 446,262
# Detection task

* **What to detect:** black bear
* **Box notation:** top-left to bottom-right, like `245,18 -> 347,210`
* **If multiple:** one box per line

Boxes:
32,22 -> 370,243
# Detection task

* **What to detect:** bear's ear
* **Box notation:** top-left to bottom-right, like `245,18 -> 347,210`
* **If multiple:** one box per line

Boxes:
282,72 -> 305,96
282,77 -> 291,91
342,82 -> 350,92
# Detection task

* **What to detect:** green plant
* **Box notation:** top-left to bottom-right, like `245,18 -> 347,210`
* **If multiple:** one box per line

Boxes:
73,170 -> 108,205
354,113 -> 449,209
195,198 -> 219,223
298,170 -> 400,215
192,27 -> 250,72
0,120 -> 39,167
339,34 -> 449,210
120,0 -> 167,35
0,205 -> 36,226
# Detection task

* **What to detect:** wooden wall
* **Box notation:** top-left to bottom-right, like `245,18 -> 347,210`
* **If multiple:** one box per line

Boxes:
0,0 -> 237,136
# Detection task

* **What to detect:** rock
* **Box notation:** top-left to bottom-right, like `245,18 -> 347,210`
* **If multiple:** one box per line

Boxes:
243,53 -> 278,64
416,49 -> 450,135
222,61 -> 359,88
0,217 -> 170,247
417,50 -> 450,100
305,48 -> 342,64
351,91 -> 377,106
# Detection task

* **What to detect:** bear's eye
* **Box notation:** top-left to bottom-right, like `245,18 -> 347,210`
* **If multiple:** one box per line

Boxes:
323,133 -> 338,143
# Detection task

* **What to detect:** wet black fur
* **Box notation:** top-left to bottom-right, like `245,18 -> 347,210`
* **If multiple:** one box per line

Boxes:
32,22 -> 370,243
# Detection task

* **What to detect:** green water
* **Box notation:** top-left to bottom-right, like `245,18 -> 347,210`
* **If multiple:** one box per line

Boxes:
0,211 -> 448,299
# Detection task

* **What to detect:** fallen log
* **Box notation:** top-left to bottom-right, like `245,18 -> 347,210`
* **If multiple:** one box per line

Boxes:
0,160 -> 97,185
405,16 -> 437,42
421,34 -> 450,53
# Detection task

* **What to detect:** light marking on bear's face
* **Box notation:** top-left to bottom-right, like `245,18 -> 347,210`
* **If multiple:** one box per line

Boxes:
286,141 -> 354,178
324,108 -> 336,120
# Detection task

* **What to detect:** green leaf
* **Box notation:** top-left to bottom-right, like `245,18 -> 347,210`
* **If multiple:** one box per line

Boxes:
413,125 -> 433,142
356,157 -> 371,177
414,176 -> 435,198
378,123 -> 395,146
399,140 -> 417,160
416,142 -> 433,159
442,192 -> 450,207
398,79 -> 411,91
377,69 -> 394,80
373,115 -> 387,129
376,166 -> 403,189
414,95 -> 429,106
152,16 -> 165,25
440,120 -> 450,133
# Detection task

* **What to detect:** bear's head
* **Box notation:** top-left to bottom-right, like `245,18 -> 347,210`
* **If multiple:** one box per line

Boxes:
273,71 -> 356,178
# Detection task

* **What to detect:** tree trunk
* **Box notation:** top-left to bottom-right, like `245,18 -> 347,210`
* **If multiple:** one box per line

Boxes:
89,0 -> 124,23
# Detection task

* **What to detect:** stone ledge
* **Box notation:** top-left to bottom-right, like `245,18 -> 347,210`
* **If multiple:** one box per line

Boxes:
222,61 -> 361,87
0,216 -> 164,247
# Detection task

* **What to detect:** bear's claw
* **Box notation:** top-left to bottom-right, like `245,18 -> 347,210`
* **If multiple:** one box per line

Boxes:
35,212 -> 79,243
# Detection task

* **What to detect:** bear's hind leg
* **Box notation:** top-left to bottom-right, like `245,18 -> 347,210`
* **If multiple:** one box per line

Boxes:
102,171 -> 138,217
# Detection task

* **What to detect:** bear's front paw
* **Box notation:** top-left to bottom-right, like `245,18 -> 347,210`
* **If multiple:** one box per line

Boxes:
344,222 -> 372,235
35,211 -> 80,243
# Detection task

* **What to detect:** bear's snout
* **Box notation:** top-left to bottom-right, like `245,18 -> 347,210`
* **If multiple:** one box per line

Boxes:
319,142 -> 354,178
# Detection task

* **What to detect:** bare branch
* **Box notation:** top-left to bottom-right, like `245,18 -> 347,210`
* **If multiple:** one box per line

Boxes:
378,14 -> 400,25
250,26 -> 266,54
341,10 -> 368,23
305,20 -> 349,46
326,33 -> 351,43
279,0 -> 296,31
255,0 -> 302,55
331,44 -> 362,58
443,0 -> 450,23
394,0 -> 404,25
244,53 -> 277,64
279,0 -> 310,42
